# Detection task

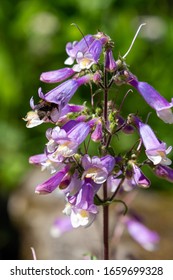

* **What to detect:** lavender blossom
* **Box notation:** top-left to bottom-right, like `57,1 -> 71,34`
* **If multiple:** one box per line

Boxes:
129,77 -> 173,124
51,217 -> 73,238
39,75 -> 92,107
35,165 -> 69,194
46,121 -> 90,162
153,164 -> 173,182
107,162 -> 150,192
82,154 -> 115,184
60,171 -> 82,196
105,48 -> 117,72
29,153 -> 64,174
63,179 -> 100,228
123,162 -> 150,191
65,34 -> 95,65
125,216 -> 160,251
40,67 -> 75,83
91,119 -> 103,142
133,116 -> 172,165
73,39 -> 102,72
29,153 -> 47,165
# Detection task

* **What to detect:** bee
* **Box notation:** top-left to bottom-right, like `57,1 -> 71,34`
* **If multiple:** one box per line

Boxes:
36,101 -> 59,121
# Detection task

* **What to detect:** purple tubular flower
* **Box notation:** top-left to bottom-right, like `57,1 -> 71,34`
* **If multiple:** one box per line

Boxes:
82,154 -> 115,184
35,165 -> 69,194
65,41 -> 78,65
57,104 -> 85,123
133,116 -> 172,165
40,68 -> 75,83
29,152 -> 64,174
153,164 -> 173,182
63,121 -> 90,144
29,153 -> 47,165
107,173 -> 122,192
51,217 -> 73,238
88,39 -> 102,62
73,181 -> 98,211
46,121 -> 90,162
129,78 -> 173,123
39,75 -> 91,107
105,49 -> 117,72
123,163 -> 150,191
125,216 -> 160,251
60,171 -> 82,196
73,39 -> 102,72
65,35 -> 95,65
108,163 -> 150,192
91,119 -> 103,142
63,179 -> 100,228
62,104 -> 85,113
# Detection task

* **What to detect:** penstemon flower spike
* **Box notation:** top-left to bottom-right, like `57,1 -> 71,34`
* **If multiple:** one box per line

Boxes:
25,24 -> 173,260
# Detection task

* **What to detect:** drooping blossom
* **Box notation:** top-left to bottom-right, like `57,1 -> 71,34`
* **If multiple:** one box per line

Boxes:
123,162 -> 150,191
132,116 -> 172,165
50,216 -> 73,238
29,153 -> 65,174
38,75 -> 92,107
40,67 -> 76,83
107,162 -> 150,193
128,75 -> 173,124
35,165 -> 69,194
60,170 -> 82,196
124,215 -> 160,251
63,179 -> 101,228
153,164 -> 173,182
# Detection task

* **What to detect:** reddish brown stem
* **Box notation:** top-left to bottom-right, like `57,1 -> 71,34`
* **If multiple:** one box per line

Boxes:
102,62 -> 109,260
103,182 -> 109,260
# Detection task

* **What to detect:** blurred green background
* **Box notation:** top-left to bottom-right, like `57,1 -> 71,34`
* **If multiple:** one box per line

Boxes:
1,0 -> 173,259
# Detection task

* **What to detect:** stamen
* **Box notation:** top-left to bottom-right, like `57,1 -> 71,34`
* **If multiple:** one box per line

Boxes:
145,112 -> 152,124
123,23 -> 146,59
71,23 -> 90,49
118,89 -> 133,113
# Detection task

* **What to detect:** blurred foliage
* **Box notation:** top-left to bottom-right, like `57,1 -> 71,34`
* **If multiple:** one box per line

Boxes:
1,0 -> 173,195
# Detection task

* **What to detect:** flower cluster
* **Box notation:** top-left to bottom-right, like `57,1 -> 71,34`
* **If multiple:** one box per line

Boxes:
25,29 -> 173,251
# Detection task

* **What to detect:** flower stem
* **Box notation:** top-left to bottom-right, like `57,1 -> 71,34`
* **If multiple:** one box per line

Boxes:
103,60 -> 109,259
103,182 -> 109,260
103,69 -> 108,132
